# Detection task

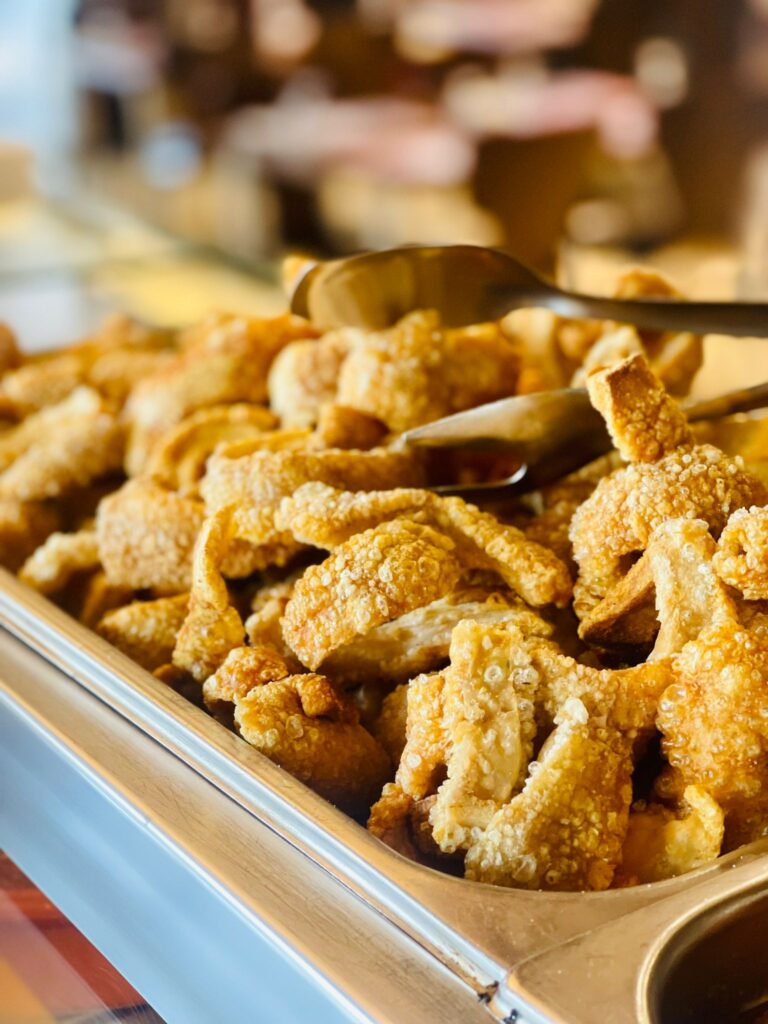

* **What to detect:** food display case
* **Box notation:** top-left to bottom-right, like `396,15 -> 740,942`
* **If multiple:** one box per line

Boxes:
4,199 -> 768,1024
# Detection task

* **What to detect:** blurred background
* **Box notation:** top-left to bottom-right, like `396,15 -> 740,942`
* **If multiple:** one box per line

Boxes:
3,0 -> 768,320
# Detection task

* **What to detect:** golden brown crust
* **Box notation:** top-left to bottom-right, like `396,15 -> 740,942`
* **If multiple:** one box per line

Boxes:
586,354 -> 693,464
172,508 -> 245,681
713,506 -> 768,600
202,644 -> 292,716
235,673 -> 391,816
283,519 -> 465,670
96,594 -> 190,671
337,311 -> 520,432
96,478 -> 205,593
19,530 -> 100,595
145,403 -> 277,494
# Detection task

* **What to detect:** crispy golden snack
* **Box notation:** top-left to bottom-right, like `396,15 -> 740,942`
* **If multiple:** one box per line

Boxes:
278,482 -> 572,608
323,584 -> 551,685
368,671 -> 447,840
336,311 -> 520,432
463,699 -> 635,891
283,519 -> 465,670
713,506 -> 768,600
652,527 -> 768,844
372,683 -> 409,765
614,786 -> 724,886
0,387 -> 124,502
586,353 -> 692,464
202,644 -> 292,721
96,477 -> 204,593
0,499 -> 60,571
0,353 -> 88,417
145,403 -> 278,494
96,594 -> 190,671
172,508 -> 245,681
267,329 -> 359,427
201,445 -> 422,576
312,403 -> 387,450
19,529 -> 100,595
77,571 -> 134,629
124,312 -> 315,474
88,348 -> 177,405
234,673 -> 391,816
429,621 -> 540,854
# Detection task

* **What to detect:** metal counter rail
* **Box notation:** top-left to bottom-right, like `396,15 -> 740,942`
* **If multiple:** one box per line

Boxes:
0,625 -> 492,1024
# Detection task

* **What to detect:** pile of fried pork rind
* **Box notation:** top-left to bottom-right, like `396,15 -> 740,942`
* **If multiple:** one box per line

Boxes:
6,265 -> 768,892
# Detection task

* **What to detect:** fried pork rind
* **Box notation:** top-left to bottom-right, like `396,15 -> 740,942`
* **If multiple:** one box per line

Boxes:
368,671 -> 447,841
336,311 -> 520,433
278,482 -> 572,608
283,519 -> 465,670
124,312 -> 315,474
202,644 -> 291,722
322,584 -> 552,686
96,594 -> 190,671
571,355 -> 766,620
201,445 -> 423,576
614,786 -> 724,886
0,499 -> 60,571
586,353 -> 692,464
712,506 -> 768,600
172,508 -> 245,681
144,403 -> 278,494
523,452 -> 620,566
372,683 -> 409,765
234,672 -> 391,816
19,530 -> 100,595
267,329 -> 360,428
96,477 -> 204,593
0,387 -> 124,502
312,403 -> 387,451
0,353 -> 89,417
464,699 -> 635,891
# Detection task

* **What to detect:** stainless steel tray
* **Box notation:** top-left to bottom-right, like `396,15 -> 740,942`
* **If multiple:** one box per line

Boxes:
2,567 -> 768,1023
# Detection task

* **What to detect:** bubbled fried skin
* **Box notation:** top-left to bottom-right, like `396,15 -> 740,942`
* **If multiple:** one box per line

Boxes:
372,683 -> 409,766
0,388 -> 124,503
96,478 -> 205,593
201,446 -> 423,577
322,584 -> 551,686
570,444 -> 766,620
124,312 -> 315,474
278,482 -> 572,608
172,508 -> 245,682
267,329 -> 360,428
96,594 -> 189,671
202,644 -> 292,724
586,354 -> 693,464
336,311 -> 520,433
0,499 -> 60,572
368,671 -> 447,841
283,519 -> 465,670
311,403 -> 387,451
613,786 -> 724,886
713,506 -> 768,600
144,403 -> 278,494
463,701 -> 635,891
234,673 -> 391,817
19,530 -> 100,595
429,622 -> 540,854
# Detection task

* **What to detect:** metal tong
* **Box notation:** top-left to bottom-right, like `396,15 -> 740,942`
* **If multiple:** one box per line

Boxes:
402,381 -> 768,499
290,244 -> 768,335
